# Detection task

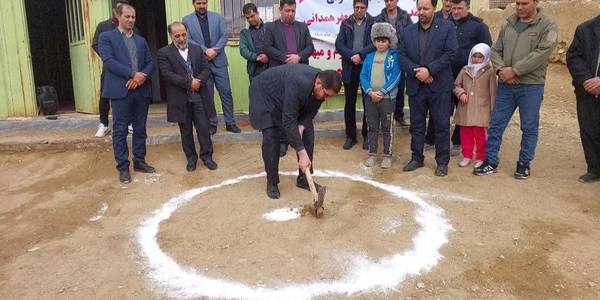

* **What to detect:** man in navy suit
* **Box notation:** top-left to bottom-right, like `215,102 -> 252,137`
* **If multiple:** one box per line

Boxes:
99,3 -> 155,184
182,0 -> 241,134
397,0 -> 457,176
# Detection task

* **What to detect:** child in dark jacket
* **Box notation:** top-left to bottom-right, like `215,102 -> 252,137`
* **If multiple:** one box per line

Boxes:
360,22 -> 401,169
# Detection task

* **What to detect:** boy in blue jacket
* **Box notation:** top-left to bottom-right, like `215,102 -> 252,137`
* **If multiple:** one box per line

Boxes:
360,22 -> 401,168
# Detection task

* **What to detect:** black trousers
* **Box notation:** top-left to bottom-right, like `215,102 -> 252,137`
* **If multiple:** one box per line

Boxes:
409,89 -> 451,166
99,98 -> 110,126
178,101 -> 213,163
425,93 -> 460,145
343,67 -> 367,139
577,93 -> 600,174
99,72 -> 110,126
261,125 -> 314,185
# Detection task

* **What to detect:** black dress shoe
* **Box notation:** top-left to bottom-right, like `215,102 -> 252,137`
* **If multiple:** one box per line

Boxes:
209,125 -> 217,135
403,160 -> 424,172
279,143 -> 288,157
578,172 -> 600,183
342,138 -> 357,150
186,160 -> 197,172
266,183 -> 280,199
435,165 -> 448,177
133,161 -> 156,173
118,168 -> 131,184
362,138 -> 369,150
203,159 -> 218,170
226,124 -> 242,133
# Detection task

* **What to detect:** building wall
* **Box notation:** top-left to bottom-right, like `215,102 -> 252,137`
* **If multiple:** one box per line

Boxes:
0,0 -> 490,119
0,0 -> 37,119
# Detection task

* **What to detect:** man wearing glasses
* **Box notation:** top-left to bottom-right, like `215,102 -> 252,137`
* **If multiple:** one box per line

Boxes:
335,0 -> 376,150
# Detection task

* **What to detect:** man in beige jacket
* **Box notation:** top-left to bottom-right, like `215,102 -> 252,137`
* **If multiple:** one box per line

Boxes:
474,0 -> 557,179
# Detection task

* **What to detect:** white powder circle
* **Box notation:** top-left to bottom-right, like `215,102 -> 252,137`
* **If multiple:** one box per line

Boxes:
136,170 -> 453,299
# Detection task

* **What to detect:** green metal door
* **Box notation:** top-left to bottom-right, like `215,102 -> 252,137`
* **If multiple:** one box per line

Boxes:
65,0 -> 106,113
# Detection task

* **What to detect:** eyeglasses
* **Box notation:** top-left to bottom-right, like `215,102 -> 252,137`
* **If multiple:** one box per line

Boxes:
173,33 -> 187,38
354,6 -> 367,10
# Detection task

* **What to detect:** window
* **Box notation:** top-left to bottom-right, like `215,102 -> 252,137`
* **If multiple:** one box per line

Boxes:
221,0 -> 281,39
65,0 -> 85,43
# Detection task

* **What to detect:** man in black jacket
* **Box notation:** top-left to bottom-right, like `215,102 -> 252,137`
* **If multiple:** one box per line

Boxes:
335,0 -> 375,150
158,22 -> 217,172
249,65 -> 341,199
375,0 -> 413,128
397,0 -> 457,177
434,0 -> 453,20
264,0 -> 315,157
92,0 -> 131,138
567,15 -> 600,183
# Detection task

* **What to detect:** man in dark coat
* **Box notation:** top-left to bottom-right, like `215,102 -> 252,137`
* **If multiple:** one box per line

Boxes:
397,0 -> 457,177
158,22 -> 217,172
92,0 -> 131,137
374,0 -> 413,128
264,0 -> 315,68
434,0 -> 453,20
567,15 -> 600,183
98,4 -> 155,183
335,0 -> 375,150
249,65 -> 342,199
263,0 -> 315,157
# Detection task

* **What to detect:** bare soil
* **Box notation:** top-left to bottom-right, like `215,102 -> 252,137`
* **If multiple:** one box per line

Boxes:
1,64 -> 599,299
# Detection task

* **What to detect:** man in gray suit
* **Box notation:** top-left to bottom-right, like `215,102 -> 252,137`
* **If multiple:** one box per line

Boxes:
183,0 -> 241,134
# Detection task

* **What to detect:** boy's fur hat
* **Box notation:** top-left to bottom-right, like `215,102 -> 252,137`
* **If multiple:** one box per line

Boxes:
370,22 -> 397,48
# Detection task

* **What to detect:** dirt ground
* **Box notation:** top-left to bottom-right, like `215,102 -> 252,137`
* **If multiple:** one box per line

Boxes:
1,64 -> 599,299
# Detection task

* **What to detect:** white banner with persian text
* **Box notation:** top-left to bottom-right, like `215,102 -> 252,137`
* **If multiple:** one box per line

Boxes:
296,0 -> 417,71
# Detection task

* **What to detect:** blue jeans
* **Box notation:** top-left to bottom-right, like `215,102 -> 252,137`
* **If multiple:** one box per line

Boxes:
486,84 -> 544,165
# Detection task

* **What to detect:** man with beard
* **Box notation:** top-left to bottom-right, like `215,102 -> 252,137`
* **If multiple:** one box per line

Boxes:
158,22 -> 217,172
183,0 -> 242,134
397,0 -> 457,176
249,65 -> 341,199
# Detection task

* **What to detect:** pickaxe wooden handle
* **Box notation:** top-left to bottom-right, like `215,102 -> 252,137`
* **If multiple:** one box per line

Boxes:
303,167 -> 319,204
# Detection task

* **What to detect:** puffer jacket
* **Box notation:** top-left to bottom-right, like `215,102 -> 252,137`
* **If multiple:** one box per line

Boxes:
360,49 -> 401,99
